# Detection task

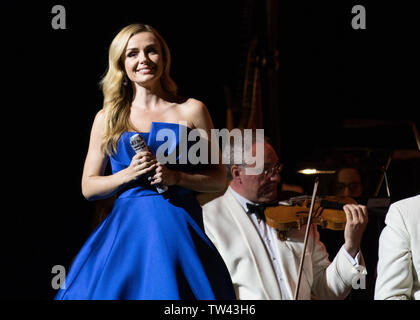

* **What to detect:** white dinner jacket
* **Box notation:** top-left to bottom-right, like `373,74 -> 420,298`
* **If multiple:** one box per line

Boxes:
203,188 -> 366,300
375,195 -> 420,300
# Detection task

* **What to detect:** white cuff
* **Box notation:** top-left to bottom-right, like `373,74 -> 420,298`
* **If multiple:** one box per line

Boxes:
340,245 -> 360,266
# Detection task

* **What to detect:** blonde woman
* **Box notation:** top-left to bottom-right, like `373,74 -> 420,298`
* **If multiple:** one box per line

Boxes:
55,23 -> 235,300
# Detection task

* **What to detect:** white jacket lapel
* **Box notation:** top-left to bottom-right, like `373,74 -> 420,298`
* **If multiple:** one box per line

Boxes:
224,190 -> 282,300
274,227 -> 313,300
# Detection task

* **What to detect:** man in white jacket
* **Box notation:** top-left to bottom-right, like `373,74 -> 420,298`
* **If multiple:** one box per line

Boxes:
375,194 -> 420,300
203,139 -> 368,300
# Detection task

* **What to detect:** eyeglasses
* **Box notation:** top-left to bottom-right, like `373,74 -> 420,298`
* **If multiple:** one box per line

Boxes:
263,162 -> 284,178
336,182 -> 362,193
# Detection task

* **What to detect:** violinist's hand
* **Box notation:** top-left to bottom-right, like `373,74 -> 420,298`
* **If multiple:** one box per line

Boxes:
343,204 -> 368,258
150,162 -> 180,187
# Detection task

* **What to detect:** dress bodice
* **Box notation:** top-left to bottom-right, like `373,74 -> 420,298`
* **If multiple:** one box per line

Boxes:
110,122 -> 200,198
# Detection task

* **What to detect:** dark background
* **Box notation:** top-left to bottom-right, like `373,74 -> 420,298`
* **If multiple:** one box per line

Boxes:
4,0 -> 419,300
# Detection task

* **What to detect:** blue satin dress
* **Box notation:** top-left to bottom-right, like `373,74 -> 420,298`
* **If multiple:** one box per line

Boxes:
55,122 -> 235,300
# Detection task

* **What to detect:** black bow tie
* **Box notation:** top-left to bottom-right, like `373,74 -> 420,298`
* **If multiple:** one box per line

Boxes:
246,202 -> 279,221
246,203 -> 266,221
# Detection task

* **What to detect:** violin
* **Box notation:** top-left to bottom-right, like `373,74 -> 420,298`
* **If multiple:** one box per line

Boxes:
264,195 -> 357,233
277,180 -> 389,300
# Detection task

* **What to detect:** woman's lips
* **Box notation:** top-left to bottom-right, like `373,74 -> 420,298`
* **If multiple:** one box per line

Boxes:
136,67 -> 153,74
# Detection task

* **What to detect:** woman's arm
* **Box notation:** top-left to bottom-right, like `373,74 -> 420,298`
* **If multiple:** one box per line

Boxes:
151,99 -> 227,192
81,110 -> 157,201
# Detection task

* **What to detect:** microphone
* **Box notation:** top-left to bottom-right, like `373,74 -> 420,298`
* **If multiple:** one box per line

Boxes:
129,134 -> 168,194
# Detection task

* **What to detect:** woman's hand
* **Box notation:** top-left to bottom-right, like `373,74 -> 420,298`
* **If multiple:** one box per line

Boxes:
123,151 -> 157,184
150,162 -> 180,187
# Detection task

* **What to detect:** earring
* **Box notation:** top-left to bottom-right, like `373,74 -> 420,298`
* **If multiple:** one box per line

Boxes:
122,74 -> 129,86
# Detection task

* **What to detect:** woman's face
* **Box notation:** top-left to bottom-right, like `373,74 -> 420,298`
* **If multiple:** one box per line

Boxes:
123,32 -> 164,87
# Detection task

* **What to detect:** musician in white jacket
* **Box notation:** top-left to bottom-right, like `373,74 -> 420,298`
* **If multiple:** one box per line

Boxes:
203,138 -> 368,300
375,194 -> 420,300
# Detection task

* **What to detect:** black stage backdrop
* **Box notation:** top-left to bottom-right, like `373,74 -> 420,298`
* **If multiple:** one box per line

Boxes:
3,0 -> 419,309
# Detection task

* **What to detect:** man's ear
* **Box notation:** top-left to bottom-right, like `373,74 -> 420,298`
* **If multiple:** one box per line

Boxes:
231,165 -> 241,180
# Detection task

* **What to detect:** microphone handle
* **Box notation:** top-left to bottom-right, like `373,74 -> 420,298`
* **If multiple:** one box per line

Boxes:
130,134 -> 168,194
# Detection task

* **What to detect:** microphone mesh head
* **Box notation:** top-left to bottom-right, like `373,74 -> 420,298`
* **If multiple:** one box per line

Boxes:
130,134 -> 146,152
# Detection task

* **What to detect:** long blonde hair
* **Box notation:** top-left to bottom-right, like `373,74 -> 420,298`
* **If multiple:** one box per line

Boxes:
100,23 -> 179,155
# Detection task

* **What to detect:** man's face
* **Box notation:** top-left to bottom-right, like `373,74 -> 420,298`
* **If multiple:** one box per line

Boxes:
234,142 -> 281,203
335,168 -> 363,197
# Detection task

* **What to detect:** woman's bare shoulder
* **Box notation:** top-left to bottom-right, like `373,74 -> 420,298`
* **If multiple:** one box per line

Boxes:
95,109 -> 106,121
90,109 -> 106,135
175,98 -> 213,130
177,98 -> 208,117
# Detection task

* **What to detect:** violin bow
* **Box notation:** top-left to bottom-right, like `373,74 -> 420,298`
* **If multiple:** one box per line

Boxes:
294,177 -> 320,300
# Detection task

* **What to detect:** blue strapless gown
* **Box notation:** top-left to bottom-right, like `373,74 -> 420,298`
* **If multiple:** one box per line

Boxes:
55,122 -> 235,300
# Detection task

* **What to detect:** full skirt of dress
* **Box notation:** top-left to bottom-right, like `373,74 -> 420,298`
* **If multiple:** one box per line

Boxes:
55,192 -> 235,300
